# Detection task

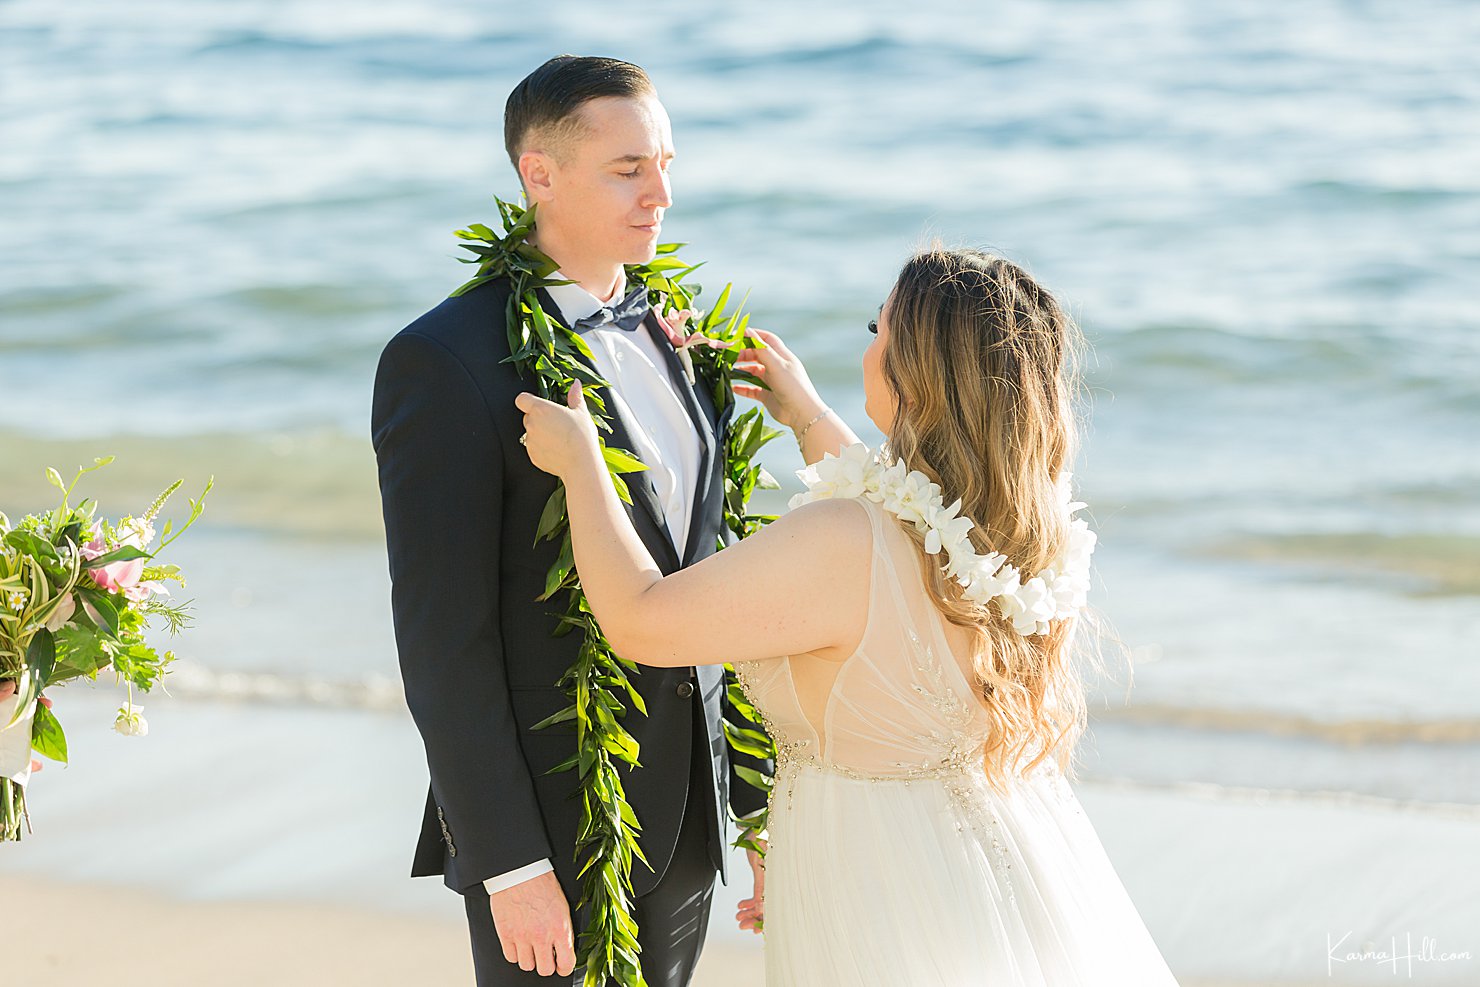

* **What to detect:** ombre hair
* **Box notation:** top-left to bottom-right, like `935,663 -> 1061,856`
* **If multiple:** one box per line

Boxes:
880,244 -> 1116,793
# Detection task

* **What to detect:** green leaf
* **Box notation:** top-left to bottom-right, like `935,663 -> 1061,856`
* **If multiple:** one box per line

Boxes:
26,628 -> 56,689
722,720 -> 773,748
538,536 -> 575,601
733,765 -> 775,791
30,702 -> 67,764
544,751 -> 580,775
668,261 -> 706,284
530,704 -> 580,731
528,300 -> 556,348
641,257 -> 689,273
4,530 -> 58,563
449,274 -> 499,297
720,730 -> 774,759
534,486 -> 568,545
77,544 -> 151,570
77,587 -> 119,637
600,446 -> 648,474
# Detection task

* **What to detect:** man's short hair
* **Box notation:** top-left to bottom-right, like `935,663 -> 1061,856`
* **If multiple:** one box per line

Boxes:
504,55 -> 656,173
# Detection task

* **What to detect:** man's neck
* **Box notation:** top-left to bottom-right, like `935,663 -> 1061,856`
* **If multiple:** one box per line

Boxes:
529,230 -> 623,303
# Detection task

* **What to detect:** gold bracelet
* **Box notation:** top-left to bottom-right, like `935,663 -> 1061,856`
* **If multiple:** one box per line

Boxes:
796,407 -> 831,446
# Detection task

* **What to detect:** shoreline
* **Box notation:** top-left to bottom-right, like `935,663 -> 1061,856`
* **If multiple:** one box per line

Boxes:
1,873 -> 1335,987
5,696 -> 1478,985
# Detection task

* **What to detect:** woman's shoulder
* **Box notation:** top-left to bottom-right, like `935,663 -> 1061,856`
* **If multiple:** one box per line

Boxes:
769,495 -> 876,567
782,493 -> 875,530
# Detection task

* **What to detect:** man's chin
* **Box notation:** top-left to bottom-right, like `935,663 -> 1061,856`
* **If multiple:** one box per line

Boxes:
621,240 -> 661,266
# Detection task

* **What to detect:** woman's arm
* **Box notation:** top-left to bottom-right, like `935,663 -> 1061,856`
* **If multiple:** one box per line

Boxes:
515,384 -> 872,668
791,405 -> 862,466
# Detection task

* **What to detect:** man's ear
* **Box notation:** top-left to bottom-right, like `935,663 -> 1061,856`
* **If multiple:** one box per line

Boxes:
519,149 -> 556,203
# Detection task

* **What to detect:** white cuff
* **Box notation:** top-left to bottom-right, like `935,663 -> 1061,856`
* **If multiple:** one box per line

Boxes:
482,857 -> 554,896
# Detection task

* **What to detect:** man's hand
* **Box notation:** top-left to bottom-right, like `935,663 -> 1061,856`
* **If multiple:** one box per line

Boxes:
0,680 -> 50,775
735,833 -> 766,934
487,869 -> 577,977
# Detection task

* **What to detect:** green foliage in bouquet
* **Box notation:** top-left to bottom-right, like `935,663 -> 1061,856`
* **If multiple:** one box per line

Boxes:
0,456 -> 212,840
449,197 -> 780,984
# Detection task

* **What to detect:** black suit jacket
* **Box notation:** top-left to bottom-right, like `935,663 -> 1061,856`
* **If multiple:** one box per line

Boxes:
371,274 -> 772,898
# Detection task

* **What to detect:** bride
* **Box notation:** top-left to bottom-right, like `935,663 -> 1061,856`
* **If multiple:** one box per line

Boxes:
515,246 -> 1181,985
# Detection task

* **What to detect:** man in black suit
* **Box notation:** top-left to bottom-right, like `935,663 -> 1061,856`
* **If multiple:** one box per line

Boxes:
371,55 -> 772,985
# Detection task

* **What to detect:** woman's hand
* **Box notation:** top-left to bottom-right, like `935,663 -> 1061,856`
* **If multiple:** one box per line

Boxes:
731,328 -> 827,431
0,679 -> 51,775
514,381 -> 600,480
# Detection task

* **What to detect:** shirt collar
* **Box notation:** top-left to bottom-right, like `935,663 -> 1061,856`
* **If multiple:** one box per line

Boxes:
544,270 -> 628,327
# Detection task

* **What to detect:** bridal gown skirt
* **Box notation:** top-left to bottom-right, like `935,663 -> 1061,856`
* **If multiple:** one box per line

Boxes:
759,758 -> 1181,986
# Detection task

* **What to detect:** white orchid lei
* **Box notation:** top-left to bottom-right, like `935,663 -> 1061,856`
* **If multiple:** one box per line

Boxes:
788,443 -> 1097,636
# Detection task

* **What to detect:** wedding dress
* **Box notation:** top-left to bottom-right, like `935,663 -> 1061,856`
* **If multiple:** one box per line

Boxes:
732,495 -> 1181,986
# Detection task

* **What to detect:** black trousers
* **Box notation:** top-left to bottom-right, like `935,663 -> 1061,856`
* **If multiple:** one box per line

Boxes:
462,699 -> 718,986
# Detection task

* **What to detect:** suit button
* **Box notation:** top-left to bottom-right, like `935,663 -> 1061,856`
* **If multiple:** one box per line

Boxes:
676,681 -> 695,698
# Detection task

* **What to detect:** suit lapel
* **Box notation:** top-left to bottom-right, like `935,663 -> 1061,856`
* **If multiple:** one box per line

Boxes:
637,311 -> 727,566
535,287 -> 681,574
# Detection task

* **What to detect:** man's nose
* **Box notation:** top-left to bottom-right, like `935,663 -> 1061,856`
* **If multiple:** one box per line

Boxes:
644,168 -> 673,210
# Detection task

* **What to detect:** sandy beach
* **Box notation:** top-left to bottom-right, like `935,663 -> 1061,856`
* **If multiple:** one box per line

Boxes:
0,873 -> 774,986
3,693 -> 1477,986
1,869 -> 1418,987
0,874 -> 1330,987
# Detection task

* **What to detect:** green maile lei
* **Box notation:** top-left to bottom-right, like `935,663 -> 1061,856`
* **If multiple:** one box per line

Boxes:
450,196 -> 781,985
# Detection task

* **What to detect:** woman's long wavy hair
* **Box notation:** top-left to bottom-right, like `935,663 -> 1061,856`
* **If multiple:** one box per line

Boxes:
880,245 -> 1115,793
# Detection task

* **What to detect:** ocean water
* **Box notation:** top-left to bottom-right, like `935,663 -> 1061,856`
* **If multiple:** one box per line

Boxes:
3,0 -> 1479,825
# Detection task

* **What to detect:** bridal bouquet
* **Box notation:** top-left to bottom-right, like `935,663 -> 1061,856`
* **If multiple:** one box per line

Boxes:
0,457 -> 211,841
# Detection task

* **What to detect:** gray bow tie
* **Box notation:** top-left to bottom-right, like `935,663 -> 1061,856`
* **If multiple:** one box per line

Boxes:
571,285 -> 651,334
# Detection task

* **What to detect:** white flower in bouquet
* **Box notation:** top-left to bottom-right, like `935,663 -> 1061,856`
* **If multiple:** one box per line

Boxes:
41,592 -> 75,633
113,704 -> 148,737
116,516 -> 157,551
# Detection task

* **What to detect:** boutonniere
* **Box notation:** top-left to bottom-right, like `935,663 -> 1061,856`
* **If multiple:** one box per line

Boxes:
653,306 -> 726,387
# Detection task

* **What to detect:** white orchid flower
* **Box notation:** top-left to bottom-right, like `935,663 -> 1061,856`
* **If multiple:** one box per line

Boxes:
791,443 -> 1096,636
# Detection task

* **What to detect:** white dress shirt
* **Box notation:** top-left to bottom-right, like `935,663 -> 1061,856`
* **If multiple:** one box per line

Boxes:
547,272 -> 703,555
483,271 -> 702,896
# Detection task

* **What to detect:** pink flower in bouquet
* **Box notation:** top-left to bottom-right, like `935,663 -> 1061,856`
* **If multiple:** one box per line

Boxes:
81,537 -> 163,603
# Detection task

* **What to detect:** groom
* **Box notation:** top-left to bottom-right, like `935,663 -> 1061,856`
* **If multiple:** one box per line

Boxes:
371,55 -> 772,985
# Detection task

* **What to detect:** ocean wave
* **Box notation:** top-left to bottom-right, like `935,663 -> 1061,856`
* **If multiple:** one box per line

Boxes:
1083,776 -> 1480,821
1097,701 -> 1480,745
157,665 -> 1480,749
161,665 -> 407,712
150,667 -> 1480,817
1190,531 -> 1480,598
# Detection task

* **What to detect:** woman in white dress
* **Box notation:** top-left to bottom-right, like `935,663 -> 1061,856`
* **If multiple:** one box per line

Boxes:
516,246 -> 1181,985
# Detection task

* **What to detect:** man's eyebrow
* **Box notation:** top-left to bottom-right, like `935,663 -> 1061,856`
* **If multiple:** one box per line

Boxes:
602,151 -> 678,166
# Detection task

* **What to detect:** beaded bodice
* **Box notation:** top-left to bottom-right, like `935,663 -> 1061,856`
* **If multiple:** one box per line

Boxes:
733,496 -> 995,791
